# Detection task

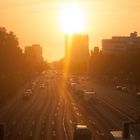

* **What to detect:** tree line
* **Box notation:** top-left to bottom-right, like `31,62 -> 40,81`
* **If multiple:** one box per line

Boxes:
89,47 -> 140,85
0,27 -> 47,102
53,45 -> 140,86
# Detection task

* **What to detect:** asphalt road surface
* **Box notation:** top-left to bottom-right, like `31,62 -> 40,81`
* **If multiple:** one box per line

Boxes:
0,71 -> 140,140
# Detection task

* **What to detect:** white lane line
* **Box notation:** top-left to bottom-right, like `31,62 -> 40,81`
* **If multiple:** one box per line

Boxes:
12,120 -> 17,126
76,112 -> 80,116
32,120 -> 35,126
18,131 -> 22,136
89,120 -> 92,123
92,121 -> 96,125
63,102 -> 68,140
42,120 -> 46,125
71,102 -> 76,106
69,120 -> 73,124
52,130 -> 56,136
16,135 -> 19,140
58,102 -> 61,106
99,97 -> 134,121
74,107 -> 78,110
51,121 -> 55,125
41,131 -> 44,136
29,130 -> 33,137
6,131 -> 10,137
79,113 -> 82,117
23,119 -> 26,124
54,113 -> 57,117
20,124 -> 23,129
100,132 -> 105,136
95,130 -> 104,136
96,130 -> 100,135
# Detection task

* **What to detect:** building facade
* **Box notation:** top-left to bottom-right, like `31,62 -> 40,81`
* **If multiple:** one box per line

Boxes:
102,32 -> 140,53
65,34 -> 89,74
24,44 -> 43,63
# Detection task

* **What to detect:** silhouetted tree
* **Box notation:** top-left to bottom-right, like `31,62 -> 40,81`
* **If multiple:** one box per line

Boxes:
0,27 -> 23,75
0,27 -> 24,100
0,27 -> 48,102
89,49 -> 140,84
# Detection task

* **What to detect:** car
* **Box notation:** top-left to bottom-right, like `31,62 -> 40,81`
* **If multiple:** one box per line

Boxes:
85,77 -> 90,80
23,89 -> 32,98
23,94 -> 28,98
121,87 -> 128,92
137,92 -> 140,97
26,89 -> 32,95
46,81 -> 49,85
73,125 -> 92,140
40,84 -> 45,89
116,85 -> 122,90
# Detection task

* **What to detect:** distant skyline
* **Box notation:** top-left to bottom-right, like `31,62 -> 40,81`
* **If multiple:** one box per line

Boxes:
1,0 -> 140,62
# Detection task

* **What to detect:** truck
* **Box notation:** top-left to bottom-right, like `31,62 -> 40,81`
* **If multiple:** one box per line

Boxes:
73,125 -> 92,140
110,122 -> 135,140
70,83 -> 84,94
110,131 -> 135,140
83,91 -> 96,101
23,89 -> 32,99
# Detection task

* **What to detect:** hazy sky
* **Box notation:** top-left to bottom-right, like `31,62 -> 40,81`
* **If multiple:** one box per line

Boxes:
1,0 -> 140,62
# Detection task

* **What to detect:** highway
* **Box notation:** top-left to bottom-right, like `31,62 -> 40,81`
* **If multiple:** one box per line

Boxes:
0,71 -> 140,140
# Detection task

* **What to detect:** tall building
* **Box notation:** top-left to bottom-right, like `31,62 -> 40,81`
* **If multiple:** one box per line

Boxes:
25,44 -> 43,63
65,34 -> 89,74
102,32 -> 140,53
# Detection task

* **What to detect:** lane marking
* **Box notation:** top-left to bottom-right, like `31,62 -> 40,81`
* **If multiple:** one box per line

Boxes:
74,107 -> 78,110
51,121 -> 55,125
69,120 -> 73,124
29,130 -> 33,137
12,120 -> 17,126
6,131 -> 10,137
80,120 -> 83,123
96,130 -> 99,135
32,120 -> 35,126
99,97 -> 135,121
52,130 -> 56,136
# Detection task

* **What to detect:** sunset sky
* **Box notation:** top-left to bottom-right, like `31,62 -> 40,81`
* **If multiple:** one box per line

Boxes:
1,0 -> 140,62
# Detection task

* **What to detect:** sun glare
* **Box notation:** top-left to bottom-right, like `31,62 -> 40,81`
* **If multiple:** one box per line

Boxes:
59,3 -> 85,34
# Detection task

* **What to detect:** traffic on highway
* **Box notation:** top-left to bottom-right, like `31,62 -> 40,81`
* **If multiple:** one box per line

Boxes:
0,70 -> 140,140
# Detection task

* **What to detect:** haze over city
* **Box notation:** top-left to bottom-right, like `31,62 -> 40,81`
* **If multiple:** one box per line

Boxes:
1,1 -> 140,140
1,0 -> 140,61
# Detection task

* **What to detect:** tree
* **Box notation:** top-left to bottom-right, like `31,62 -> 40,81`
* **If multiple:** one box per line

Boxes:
0,27 -> 23,75
0,27 -> 23,100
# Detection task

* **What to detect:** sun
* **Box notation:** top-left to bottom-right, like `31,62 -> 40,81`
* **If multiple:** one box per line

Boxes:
59,2 -> 85,34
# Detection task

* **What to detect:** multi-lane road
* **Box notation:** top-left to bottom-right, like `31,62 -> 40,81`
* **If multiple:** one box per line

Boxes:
0,71 -> 140,140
